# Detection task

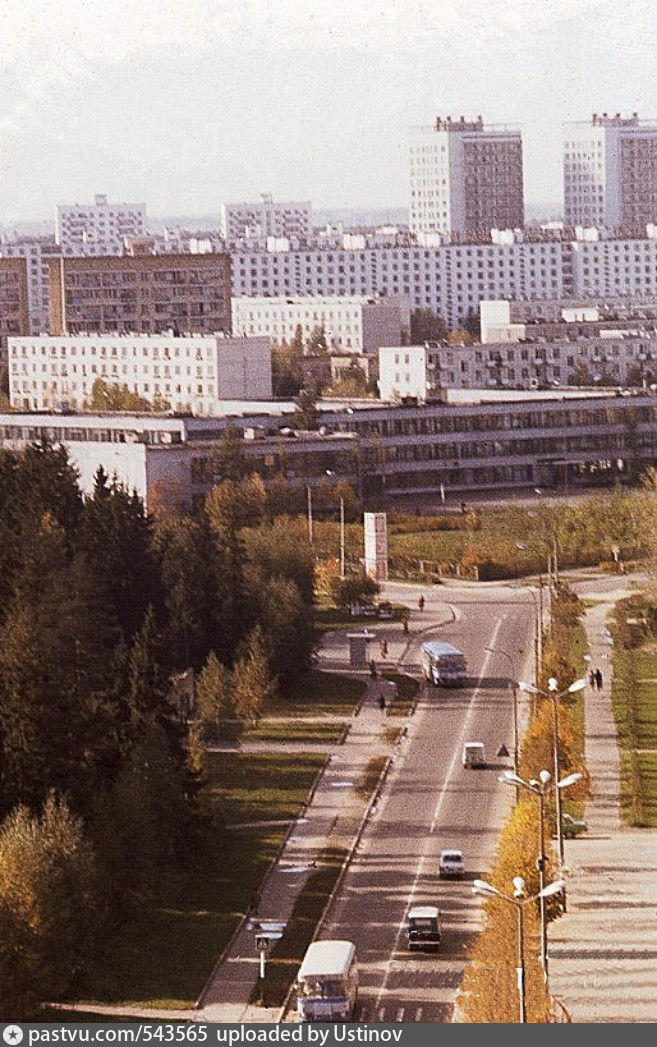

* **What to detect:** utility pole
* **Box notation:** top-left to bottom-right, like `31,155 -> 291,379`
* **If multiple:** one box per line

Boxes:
340,497 -> 345,579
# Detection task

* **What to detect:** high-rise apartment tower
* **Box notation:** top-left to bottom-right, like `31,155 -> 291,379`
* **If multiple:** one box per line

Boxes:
409,115 -> 524,237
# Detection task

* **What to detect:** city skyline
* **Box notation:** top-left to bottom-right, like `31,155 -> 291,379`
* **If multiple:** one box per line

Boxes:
2,0 -> 657,223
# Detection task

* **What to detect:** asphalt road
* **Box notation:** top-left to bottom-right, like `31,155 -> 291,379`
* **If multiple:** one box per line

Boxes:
320,581 -> 536,1023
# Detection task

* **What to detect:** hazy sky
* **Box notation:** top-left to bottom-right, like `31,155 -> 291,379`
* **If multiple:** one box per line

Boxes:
2,0 -> 657,223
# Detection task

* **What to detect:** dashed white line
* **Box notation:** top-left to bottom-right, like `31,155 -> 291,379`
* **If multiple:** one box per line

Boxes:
374,618 -> 503,1009
378,1006 -> 386,1022
414,1006 -> 423,1022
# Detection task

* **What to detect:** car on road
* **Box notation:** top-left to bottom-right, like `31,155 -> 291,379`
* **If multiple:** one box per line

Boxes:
462,741 -> 486,768
406,905 -> 442,951
439,849 -> 465,879
562,813 -> 588,839
376,601 -> 394,620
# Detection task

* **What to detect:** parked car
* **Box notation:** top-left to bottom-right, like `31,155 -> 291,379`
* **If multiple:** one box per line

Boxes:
562,813 -> 588,839
349,601 -> 378,618
377,601 -> 394,620
439,848 -> 465,879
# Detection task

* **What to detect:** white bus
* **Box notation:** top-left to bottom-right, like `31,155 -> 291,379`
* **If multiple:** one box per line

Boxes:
420,640 -> 467,687
295,939 -> 358,1023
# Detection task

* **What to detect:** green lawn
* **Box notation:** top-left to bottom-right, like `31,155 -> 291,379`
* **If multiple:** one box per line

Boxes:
381,670 -> 421,717
75,751 -> 326,1010
243,720 -> 348,744
271,669 -> 366,718
203,751 -> 326,826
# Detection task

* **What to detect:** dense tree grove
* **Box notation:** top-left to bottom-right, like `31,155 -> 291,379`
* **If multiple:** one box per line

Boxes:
0,438 -> 317,1017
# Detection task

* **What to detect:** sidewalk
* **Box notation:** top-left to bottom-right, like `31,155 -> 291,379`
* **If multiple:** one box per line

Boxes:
549,588 -> 657,1023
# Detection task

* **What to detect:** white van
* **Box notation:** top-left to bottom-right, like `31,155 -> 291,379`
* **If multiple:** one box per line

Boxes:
296,940 -> 358,1023
462,742 -> 486,768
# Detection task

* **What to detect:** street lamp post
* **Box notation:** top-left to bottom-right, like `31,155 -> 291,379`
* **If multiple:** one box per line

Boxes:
473,876 -> 565,1023
518,676 -> 587,867
499,769 -> 582,981
306,485 -> 313,544
485,645 -> 520,786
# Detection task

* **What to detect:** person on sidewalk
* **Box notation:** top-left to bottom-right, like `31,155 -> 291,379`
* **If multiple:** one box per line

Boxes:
595,668 -> 603,691
380,639 -> 388,658
418,595 -> 425,611
589,669 -> 596,690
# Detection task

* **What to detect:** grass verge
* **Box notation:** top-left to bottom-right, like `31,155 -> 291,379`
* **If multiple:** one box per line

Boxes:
243,720 -> 348,745
251,846 -> 347,1009
271,670 -> 366,718
381,671 -> 420,717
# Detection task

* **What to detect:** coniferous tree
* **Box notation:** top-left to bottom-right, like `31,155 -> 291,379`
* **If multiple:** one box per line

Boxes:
0,516 -> 120,814
154,511 -> 220,669
77,468 -> 159,642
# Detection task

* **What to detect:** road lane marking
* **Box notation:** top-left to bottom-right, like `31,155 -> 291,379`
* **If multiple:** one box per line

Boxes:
378,1007 -> 385,1022
375,617 -> 503,1009
415,1007 -> 423,1022
395,1007 -> 405,1022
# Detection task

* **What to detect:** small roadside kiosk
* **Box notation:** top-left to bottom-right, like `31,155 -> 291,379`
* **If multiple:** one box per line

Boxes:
347,630 -> 375,669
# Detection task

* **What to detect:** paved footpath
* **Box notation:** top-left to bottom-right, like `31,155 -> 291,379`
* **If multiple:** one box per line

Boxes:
549,584 -> 657,1023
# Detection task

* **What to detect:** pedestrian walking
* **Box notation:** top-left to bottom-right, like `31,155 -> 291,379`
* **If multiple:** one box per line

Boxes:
589,669 -> 596,690
380,639 -> 388,658
370,659 -> 377,679
418,595 -> 425,611
595,668 -> 603,691
378,694 -> 386,713
402,617 -> 409,635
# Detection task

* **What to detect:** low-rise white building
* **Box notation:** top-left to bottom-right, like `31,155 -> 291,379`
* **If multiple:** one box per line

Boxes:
8,332 -> 272,413
378,345 -> 443,402
231,294 -> 409,356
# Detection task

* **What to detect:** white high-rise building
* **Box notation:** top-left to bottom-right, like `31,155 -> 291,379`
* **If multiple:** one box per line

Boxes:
221,194 -> 312,243
409,116 -> 524,237
56,193 -> 147,253
564,113 -> 657,228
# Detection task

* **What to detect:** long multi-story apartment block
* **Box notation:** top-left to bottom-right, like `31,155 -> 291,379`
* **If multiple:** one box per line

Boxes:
48,253 -> 232,337
56,194 -> 147,253
231,294 -> 409,355
0,257 -> 30,366
564,113 -> 657,228
8,332 -> 272,413
379,329 -> 657,400
230,232 -> 570,329
409,116 -> 524,237
221,194 -> 312,243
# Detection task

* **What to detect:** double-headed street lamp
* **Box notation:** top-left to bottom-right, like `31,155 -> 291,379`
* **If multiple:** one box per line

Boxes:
499,769 -> 582,981
518,676 -> 587,867
473,876 -> 565,1023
